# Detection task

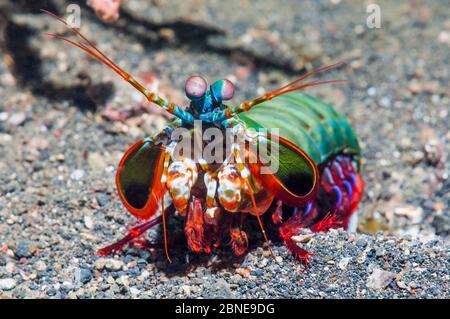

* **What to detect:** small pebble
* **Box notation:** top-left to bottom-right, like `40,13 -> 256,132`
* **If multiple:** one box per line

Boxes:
84,215 -> 94,229
396,281 -> 407,290
181,285 -> 191,296
355,237 -> 368,247
35,261 -> 47,272
7,112 -> 26,126
338,257 -> 351,270
291,233 -> 314,244
95,258 -> 124,271
75,267 -> 93,284
70,170 -> 85,181
5,262 -> 15,273
95,194 -> 110,207
129,287 -> 140,296
15,242 -> 31,258
367,269 -> 397,290
0,278 -> 17,291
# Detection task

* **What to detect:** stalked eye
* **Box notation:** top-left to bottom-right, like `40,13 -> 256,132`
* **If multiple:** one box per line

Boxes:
211,79 -> 235,103
185,75 -> 207,99
221,79 -> 235,100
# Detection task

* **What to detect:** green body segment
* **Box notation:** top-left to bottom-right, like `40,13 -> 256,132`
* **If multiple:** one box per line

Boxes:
237,92 -> 361,168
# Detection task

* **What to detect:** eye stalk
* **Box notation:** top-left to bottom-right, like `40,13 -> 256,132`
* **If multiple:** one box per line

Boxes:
211,79 -> 235,104
185,75 -> 207,100
221,79 -> 235,101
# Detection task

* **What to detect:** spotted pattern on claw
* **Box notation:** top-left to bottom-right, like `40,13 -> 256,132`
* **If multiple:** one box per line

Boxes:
217,165 -> 244,212
204,172 -> 218,208
204,207 -> 220,221
166,159 -> 198,215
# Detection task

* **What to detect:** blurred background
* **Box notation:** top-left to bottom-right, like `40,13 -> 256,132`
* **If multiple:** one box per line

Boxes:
0,0 -> 448,298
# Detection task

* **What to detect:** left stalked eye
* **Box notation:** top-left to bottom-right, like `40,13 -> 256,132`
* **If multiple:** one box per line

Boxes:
185,75 -> 207,99
221,79 -> 235,100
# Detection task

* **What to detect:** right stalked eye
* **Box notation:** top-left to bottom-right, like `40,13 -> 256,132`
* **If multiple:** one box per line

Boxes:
220,79 -> 235,101
185,75 -> 207,99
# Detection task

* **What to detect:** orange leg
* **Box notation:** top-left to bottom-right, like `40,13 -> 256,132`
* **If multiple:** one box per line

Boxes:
203,212 -> 222,253
271,200 -> 284,225
229,213 -> 248,256
184,198 -> 205,253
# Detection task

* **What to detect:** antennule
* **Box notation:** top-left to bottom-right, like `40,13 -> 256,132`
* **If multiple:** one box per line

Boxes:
223,61 -> 348,120
42,9 -> 195,122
